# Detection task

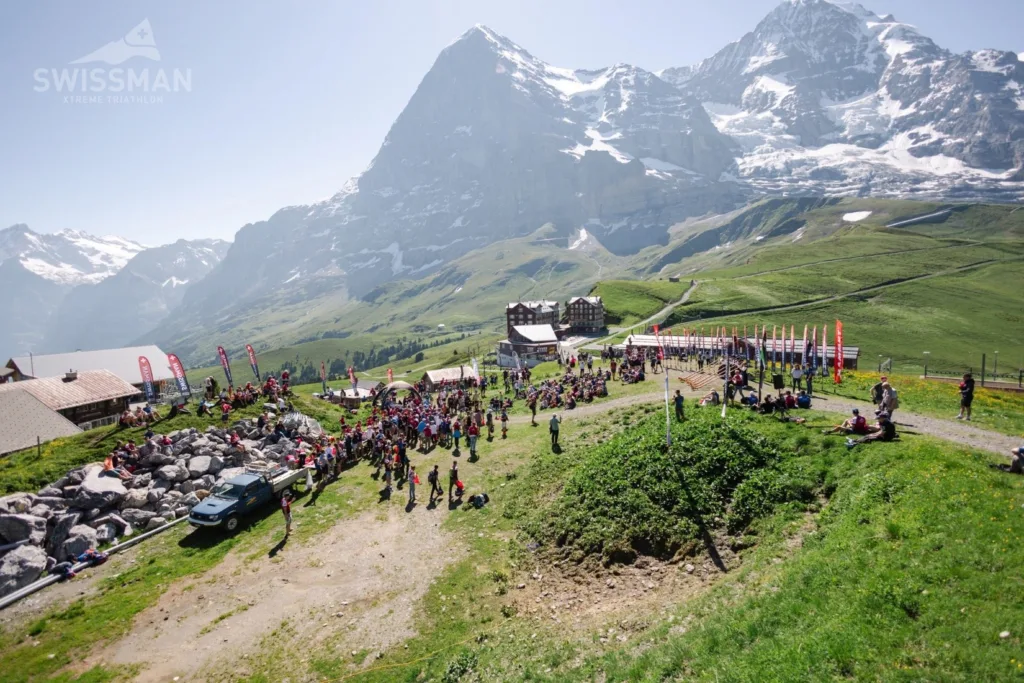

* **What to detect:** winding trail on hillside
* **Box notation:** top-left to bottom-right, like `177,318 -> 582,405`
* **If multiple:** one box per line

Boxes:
661,256 -> 1023,326
730,241 -> 984,280
588,280 -> 700,345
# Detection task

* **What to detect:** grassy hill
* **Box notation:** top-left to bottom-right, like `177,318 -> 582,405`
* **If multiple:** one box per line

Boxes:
597,199 -> 1024,374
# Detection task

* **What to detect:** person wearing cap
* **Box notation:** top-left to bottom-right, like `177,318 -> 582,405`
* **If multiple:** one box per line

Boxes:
824,408 -> 868,435
848,411 -> 896,447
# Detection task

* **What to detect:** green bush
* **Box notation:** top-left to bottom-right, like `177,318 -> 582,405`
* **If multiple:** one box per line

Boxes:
526,409 -> 805,564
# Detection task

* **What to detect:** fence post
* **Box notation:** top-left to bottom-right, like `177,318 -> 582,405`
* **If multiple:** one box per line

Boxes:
981,354 -> 986,388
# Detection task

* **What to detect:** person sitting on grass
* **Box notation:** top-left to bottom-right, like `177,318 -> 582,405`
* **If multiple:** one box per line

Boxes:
796,390 -> 811,409
1007,446 -> 1024,475
103,452 -> 133,481
846,411 -> 896,448
824,408 -> 868,435
699,389 -> 720,406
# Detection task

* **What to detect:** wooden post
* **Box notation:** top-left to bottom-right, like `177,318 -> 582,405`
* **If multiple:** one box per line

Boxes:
981,353 -> 986,387
36,436 -> 41,459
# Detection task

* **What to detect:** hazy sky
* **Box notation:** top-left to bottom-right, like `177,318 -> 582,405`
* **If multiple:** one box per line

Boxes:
1,0 -> 1021,245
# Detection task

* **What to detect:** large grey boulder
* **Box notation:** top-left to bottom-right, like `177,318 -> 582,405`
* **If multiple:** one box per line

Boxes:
0,513 -> 48,545
215,467 -> 245,485
121,489 -> 149,509
28,505 -> 52,520
187,456 -> 212,478
0,545 -> 47,597
72,467 -> 127,510
60,524 -> 98,562
47,512 -> 82,556
208,455 -> 226,475
156,464 -> 189,483
33,496 -> 68,510
129,472 -> 152,490
178,480 -> 195,495
95,523 -> 118,544
37,487 -> 64,498
181,492 -> 201,508
0,494 -> 33,514
145,517 -> 167,531
142,450 -> 175,467
119,508 -> 157,528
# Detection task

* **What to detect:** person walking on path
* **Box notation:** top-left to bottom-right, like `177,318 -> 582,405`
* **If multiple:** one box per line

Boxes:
448,460 -> 459,503
549,413 -> 562,447
674,390 -> 685,421
529,397 -> 538,426
408,465 -> 417,504
428,465 -> 442,505
281,491 -> 293,537
957,373 -> 975,421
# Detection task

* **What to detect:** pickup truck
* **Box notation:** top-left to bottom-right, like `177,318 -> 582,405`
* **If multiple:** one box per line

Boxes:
189,467 -> 308,532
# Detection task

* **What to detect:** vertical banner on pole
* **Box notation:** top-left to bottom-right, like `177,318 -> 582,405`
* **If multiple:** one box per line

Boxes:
138,356 -> 156,403
834,320 -> 844,384
790,325 -> 796,372
387,368 -> 394,384
801,325 -> 809,369
653,325 -> 671,446
348,366 -> 357,394
821,325 -> 829,379
245,344 -> 261,382
321,361 -> 327,394
772,325 -> 777,371
811,326 -> 818,374
217,346 -> 233,387
167,353 -> 192,400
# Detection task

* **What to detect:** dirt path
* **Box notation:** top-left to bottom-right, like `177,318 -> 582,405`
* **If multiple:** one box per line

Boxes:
511,369 -> 1019,457
588,280 -> 700,346
88,506 -> 458,682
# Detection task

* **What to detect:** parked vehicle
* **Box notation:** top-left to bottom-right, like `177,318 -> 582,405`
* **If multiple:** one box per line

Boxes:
189,466 -> 306,532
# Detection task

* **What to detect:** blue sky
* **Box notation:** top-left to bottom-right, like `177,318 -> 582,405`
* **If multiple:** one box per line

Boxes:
0,0 -> 1020,245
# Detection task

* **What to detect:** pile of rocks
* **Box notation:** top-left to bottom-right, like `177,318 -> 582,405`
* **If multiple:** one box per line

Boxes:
0,412 -> 322,597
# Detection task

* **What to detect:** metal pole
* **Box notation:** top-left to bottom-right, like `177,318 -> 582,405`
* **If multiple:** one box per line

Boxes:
981,353 -> 986,387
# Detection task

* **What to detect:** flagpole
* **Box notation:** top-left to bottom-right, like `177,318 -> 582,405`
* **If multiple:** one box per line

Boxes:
653,325 -> 671,447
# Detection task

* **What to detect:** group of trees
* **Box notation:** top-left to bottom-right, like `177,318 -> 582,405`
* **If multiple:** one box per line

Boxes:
268,333 -> 468,382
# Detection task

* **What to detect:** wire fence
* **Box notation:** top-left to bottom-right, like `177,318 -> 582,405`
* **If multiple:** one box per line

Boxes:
871,354 -> 1024,389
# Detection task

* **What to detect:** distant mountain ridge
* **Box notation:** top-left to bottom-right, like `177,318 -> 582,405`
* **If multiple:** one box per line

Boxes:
0,225 -> 228,358
7,0 -> 1024,362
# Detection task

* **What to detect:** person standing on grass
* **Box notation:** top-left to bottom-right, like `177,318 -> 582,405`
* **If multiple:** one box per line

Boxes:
957,373 -> 975,421
281,491 -> 293,536
880,381 -> 899,421
674,390 -> 685,421
408,465 -> 417,504
549,413 -> 561,447
791,364 -> 803,391
529,396 -> 538,426
805,367 -> 814,397
448,460 -> 459,502
428,464 -> 442,504
468,421 -> 479,459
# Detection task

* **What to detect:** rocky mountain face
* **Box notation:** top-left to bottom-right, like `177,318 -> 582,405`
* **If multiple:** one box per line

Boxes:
0,224 -> 227,358
669,0 -> 1024,197
44,239 -> 230,353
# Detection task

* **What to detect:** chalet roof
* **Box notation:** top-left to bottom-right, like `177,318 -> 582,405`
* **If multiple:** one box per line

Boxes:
0,390 -> 82,456
620,335 -> 860,359
506,300 -> 559,312
568,296 -> 603,306
511,324 -> 559,344
7,345 -> 173,385
0,369 -> 141,412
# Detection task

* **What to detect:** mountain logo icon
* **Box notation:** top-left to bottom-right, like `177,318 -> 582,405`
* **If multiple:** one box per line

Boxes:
70,19 -> 160,65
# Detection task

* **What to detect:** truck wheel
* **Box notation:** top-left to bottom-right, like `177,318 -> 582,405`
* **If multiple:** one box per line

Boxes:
224,515 -> 240,532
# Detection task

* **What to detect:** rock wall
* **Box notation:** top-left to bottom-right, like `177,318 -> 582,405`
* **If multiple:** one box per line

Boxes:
0,412 -> 322,598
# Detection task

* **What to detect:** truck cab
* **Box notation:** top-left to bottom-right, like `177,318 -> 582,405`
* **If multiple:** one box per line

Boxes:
188,473 -> 274,531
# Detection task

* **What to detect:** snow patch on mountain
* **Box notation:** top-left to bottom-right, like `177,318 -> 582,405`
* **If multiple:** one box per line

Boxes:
842,211 -> 873,222
568,228 -> 590,250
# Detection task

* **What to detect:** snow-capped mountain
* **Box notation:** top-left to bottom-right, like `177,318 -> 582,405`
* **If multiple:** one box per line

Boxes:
0,224 -> 146,286
670,0 -> 1024,197
43,239 -> 230,353
0,227 -> 228,357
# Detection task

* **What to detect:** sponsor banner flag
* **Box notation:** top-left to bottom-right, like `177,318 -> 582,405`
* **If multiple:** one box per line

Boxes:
167,353 -> 192,399
387,368 -> 394,384
821,325 -> 828,378
245,344 -> 260,382
810,326 -> 818,373
772,325 -> 777,368
217,346 -> 233,387
348,366 -> 357,393
802,325 -> 809,368
321,361 -> 327,393
138,356 -> 156,403
471,357 -> 480,382
790,325 -> 796,370
835,320 -> 844,383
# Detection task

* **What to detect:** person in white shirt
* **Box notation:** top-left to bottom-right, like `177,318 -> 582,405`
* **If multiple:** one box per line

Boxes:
791,364 -> 804,391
